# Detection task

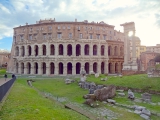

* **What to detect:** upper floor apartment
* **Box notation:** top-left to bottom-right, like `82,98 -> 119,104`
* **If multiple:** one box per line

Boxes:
13,18 -> 125,43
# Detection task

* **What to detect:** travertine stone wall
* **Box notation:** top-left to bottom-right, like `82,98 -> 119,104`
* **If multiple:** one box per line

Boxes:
8,19 -> 124,75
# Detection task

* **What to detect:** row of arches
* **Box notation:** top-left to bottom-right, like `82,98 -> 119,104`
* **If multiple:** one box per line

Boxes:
15,44 -> 106,57
16,62 -> 122,75
15,62 -> 106,75
108,62 -> 123,74
108,45 -> 123,56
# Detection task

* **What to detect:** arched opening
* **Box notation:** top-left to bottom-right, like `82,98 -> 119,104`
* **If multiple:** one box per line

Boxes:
59,62 -> 63,74
67,44 -> 72,56
42,45 -> 46,55
76,62 -> 81,74
114,46 -> 118,56
50,44 -> 55,55
76,44 -> 81,56
115,63 -> 118,73
35,45 -> 38,56
93,62 -> 97,73
21,46 -> 25,57
67,62 -> 72,74
101,45 -> 105,56
34,62 -> 38,74
108,46 -> 111,56
59,44 -> 63,55
101,62 -> 104,74
84,44 -> 89,55
85,62 -> 89,74
50,62 -> 55,74
28,45 -> 32,56
27,62 -> 31,74
108,63 -> 112,73
16,62 -> 18,73
93,45 -> 97,55
42,62 -> 46,74
21,62 -> 24,74
15,46 -> 19,56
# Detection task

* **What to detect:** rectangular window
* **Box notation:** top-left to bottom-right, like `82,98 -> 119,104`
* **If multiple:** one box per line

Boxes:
79,33 -> 83,39
103,35 -> 106,40
58,26 -> 61,29
57,33 -> 62,39
20,35 -> 24,40
97,34 -> 100,39
48,26 -> 52,30
89,34 -> 93,39
30,28 -> 32,32
34,34 -> 37,39
69,33 -> 72,38
48,33 -> 52,39
29,34 -> 32,40
43,34 -> 47,40
68,26 -> 70,29
77,26 -> 80,30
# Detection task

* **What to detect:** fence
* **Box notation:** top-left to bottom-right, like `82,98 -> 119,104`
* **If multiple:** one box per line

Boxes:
0,77 -> 16,102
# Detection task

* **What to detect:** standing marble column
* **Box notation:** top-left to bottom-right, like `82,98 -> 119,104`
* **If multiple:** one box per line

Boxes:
132,31 -> 136,64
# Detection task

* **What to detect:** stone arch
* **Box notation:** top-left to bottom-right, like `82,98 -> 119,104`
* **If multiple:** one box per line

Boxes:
101,45 -> 105,56
50,62 -> 55,74
67,44 -> 72,56
101,62 -> 105,74
115,63 -> 118,73
93,45 -> 97,55
76,44 -> 81,56
50,44 -> 55,55
76,62 -> 81,74
108,46 -> 111,56
15,46 -> 19,56
59,62 -> 63,74
85,62 -> 89,74
34,45 -> 39,56
67,62 -> 72,74
84,44 -> 89,55
27,62 -> 31,74
28,45 -> 32,56
42,62 -> 46,74
21,46 -> 25,57
42,44 -> 46,55
114,46 -> 118,56
59,44 -> 63,55
93,62 -> 97,73
16,62 -> 18,73
34,62 -> 38,74
120,46 -> 123,56
21,62 -> 24,74
108,63 -> 112,73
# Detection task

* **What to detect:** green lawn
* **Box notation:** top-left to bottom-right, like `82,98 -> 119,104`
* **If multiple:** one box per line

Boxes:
1,73 -> 160,120
0,79 -> 89,120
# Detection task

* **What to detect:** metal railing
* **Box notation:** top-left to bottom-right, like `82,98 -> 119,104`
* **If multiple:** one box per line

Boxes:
0,77 -> 16,102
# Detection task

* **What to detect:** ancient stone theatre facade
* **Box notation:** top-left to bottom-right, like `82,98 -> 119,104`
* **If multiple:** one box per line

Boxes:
8,19 -> 124,75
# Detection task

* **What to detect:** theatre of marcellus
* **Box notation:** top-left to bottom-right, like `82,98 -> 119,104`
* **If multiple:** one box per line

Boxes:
7,18 -> 126,75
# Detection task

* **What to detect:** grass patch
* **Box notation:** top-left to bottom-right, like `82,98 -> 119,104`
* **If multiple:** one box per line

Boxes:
0,79 -> 89,120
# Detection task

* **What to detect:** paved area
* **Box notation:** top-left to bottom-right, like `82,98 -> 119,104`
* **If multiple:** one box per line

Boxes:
0,78 -> 11,86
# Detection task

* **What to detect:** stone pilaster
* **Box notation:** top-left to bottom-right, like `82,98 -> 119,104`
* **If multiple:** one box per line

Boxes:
38,62 -> 42,75
63,65 -> 67,75
46,62 -> 50,75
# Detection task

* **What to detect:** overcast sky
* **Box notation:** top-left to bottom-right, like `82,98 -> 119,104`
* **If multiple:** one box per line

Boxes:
0,0 -> 160,51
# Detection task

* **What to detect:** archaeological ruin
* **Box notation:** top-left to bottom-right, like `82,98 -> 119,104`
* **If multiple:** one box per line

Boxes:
7,18 -> 125,75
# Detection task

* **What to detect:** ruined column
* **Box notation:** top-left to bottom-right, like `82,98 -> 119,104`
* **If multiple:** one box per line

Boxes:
132,31 -> 137,64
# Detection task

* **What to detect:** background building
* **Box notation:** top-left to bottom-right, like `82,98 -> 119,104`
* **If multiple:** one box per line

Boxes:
146,44 -> 160,53
0,49 -> 10,67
